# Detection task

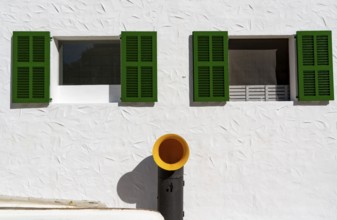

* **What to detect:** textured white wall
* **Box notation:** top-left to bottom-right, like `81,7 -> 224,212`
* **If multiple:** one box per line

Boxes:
1,0 -> 337,220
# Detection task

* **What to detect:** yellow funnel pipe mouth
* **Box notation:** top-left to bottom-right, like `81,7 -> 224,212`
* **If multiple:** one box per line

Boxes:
152,134 -> 189,171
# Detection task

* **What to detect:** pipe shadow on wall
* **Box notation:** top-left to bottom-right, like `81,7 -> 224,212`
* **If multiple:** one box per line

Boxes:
117,156 -> 157,210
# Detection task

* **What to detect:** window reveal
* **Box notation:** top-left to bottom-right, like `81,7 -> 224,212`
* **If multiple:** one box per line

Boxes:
60,41 -> 120,85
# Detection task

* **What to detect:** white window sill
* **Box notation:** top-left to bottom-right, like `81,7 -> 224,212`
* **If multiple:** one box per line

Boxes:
0,209 -> 163,220
51,85 -> 121,104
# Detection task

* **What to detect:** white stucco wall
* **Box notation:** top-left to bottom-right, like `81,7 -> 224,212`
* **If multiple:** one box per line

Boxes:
1,0 -> 337,220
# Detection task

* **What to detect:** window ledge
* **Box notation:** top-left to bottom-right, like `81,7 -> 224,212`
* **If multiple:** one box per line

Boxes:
51,85 -> 121,104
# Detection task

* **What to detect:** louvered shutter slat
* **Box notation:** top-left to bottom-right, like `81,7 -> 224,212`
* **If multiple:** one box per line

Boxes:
303,71 -> 316,96
17,36 -> 30,62
198,67 -> 211,97
141,67 -> 153,98
212,36 -> 224,62
297,31 -> 334,101
141,36 -> 153,62
317,36 -> 329,65
213,66 -> 225,97
126,67 -> 138,98
198,36 -> 210,62
126,36 -> 138,62
33,36 -> 45,62
12,32 -> 50,103
193,31 -> 229,102
318,71 -> 330,96
121,32 -> 157,102
32,67 -> 45,98
17,67 -> 30,99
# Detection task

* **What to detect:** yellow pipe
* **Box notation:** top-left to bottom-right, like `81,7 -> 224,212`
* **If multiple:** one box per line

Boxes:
152,134 -> 189,171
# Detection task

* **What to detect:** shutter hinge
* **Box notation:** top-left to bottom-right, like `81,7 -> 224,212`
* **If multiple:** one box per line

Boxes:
50,37 -> 53,41
49,98 -> 53,102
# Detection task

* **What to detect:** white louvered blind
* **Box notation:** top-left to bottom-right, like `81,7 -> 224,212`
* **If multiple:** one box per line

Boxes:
230,85 -> 289,101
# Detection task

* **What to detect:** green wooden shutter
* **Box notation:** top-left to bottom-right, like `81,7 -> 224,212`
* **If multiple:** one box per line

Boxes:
297,31 -> 334,101
121,32 -> 157,102
12,32 -> 50,103
193,31 -> 229,102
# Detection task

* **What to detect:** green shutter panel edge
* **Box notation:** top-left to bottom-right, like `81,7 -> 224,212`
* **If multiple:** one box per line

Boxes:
297,30 -> 334,101
12,31 -> 50,103
193,31 -> 229,102
121,31 -> 157,102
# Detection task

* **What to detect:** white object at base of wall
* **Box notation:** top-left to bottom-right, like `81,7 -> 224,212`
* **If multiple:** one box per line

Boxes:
0,209 -> 164,220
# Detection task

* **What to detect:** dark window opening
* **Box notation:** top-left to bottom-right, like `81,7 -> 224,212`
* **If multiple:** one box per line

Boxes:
229,39 -> 289,85
60,40 -> 120,85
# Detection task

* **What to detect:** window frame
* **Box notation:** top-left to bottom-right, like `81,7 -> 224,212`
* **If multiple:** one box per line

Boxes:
228,35 -> 295,101
51,36 -> 121,103
58,40 -> 121,86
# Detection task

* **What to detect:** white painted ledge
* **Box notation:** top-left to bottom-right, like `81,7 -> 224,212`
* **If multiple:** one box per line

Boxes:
0,196 -> 105,208
0,196 -> 164,220
0,196 -> 163,220
0,209 -> 164,220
